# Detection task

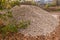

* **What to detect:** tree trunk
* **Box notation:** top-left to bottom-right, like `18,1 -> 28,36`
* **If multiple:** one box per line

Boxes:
56,0 -> 59,6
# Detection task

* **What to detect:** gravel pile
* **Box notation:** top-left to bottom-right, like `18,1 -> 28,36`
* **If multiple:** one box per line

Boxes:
11,5 -> 59,36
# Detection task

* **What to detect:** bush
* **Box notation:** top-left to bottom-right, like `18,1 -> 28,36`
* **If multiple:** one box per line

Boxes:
0,0 -> 30,38
45,3 -> 56,8
0,0 -> 20,10
0,11 -> 30,38
10,1 -> 20,8
18,20 -> 30,29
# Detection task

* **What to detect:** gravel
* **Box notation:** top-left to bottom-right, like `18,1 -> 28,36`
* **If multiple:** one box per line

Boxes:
11,5 -> 59,36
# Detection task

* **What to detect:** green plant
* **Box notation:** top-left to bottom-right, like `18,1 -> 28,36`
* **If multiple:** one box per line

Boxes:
9,1 -> 20,8
18,20 -> 30,29
1,24 -> 18,33
0,0 -> 30,39
0,24 -> 18,39
0,0 -> 20,10
7,11 -> 13,18
0,0 -> 5,10
0,11 -> 30,39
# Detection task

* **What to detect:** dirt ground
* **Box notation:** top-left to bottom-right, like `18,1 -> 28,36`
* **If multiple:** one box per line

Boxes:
45,11 -> 60,40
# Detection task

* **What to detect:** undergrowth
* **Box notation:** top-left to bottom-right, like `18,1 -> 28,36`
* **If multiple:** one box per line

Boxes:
0,10 -> 30,39
0,0 -> 30,39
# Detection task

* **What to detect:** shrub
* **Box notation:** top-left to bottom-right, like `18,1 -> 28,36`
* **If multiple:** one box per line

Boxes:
0,11 -> 30,39
0,0 -> 30,39
0,0 -> 20,10
18,20 -> 30,29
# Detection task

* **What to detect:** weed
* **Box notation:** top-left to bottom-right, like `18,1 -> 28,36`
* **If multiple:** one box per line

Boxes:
0,0 -> 30,39
0,11 -> 30,39
18,20 -> 30,29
